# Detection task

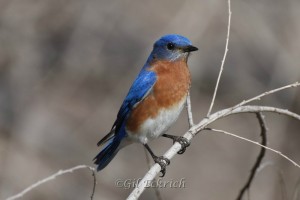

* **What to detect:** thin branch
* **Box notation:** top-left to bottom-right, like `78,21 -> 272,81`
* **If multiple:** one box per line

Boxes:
207,0 -> 232,116
236,112 -> 267,200
127,105 -> 300,199
143,148 -> 163,200
5,165 -> 96,200
91,169 -> 97,200
186,91 -> 194,128
195,106 -> 300,134
209,81 -> 300,124
232,82 -> 300,109
206,128 -> 300,169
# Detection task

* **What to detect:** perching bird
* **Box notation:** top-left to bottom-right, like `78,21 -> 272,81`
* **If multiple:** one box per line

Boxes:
94,34 -> 198,176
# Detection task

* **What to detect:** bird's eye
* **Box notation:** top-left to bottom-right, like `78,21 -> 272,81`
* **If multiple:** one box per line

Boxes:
167,43 -> 175,50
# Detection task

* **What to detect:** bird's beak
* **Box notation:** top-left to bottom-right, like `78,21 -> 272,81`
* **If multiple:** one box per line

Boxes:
183,45 -> 198,52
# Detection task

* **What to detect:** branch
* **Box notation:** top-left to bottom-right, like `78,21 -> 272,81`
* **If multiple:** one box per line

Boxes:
207,0 -> 232,116
143,148 -> 163,200
196,106 -> 300,132
127,105 -> 300,199
232,82 -> 300,109
186,91 -> 194,128
236,112 -> 267,200
207,128 -> 300,169
5,165 -> 96,200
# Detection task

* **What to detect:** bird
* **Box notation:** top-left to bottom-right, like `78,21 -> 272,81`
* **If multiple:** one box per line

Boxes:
94,34 -> 198,176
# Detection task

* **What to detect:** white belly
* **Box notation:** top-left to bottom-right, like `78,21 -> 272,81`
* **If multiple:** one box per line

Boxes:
126,97 -> 186,144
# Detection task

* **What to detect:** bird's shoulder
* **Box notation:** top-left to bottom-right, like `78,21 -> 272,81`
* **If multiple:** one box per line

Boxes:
112,65 -> 157,132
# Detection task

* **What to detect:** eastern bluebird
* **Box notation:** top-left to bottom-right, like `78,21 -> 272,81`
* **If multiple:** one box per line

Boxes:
94,34 -> 198,176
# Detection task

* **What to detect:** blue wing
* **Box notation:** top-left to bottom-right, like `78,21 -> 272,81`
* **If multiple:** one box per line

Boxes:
96,67 -> 157,147
113,68 -> 157,133
94,67 -> 156,171
94,65 -> 156,171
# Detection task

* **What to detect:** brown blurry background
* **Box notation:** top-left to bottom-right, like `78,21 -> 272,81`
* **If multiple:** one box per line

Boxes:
0,0 -> 300,199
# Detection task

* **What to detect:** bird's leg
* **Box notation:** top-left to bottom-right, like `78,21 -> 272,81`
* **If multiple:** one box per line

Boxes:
144,144 -> 170,177
162,134 -> 190,154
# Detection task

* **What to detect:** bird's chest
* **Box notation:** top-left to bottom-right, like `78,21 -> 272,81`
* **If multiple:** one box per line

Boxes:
136,97 -> 186,143
152,61 -> 191,107
126,60 -> 190,144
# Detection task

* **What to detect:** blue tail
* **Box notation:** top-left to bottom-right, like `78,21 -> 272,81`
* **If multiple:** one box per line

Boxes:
93,138 -> 121,171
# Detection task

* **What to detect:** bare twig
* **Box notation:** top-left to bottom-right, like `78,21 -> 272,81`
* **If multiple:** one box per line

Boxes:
91,169 -> 97,200
206,128 -> 300,169
236,112 -> 267,200
127,105 -> 300,200
186,91 -> 194,127
143,148 -> 163,200
207,0 -> 232,116
233,82 -> 300,109
196,106 -> 300,131
207,81 -> 300,129
5,165 -> 96,200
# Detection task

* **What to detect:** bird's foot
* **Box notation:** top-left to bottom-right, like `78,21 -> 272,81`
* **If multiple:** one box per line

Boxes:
174,136 -> 190,154
162,134 -> 190,154
153,156 -> 170,177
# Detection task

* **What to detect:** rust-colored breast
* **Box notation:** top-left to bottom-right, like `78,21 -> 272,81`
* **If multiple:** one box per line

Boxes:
126,59 -> 191,133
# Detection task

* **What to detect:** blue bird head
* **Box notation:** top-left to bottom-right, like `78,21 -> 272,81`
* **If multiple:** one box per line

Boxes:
148,34 -> 198,63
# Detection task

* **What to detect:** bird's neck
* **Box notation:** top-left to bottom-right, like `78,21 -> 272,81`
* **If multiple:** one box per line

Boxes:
146,56 -> 188,67
146,51 -> 189,65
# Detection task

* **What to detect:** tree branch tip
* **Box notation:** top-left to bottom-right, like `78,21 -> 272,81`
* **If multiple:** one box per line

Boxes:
5,165 -> 97,200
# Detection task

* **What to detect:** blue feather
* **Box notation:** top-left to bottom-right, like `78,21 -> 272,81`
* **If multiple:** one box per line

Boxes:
94,66 -> 156,170
93,137 -> 120,171
112,66 -> 157,132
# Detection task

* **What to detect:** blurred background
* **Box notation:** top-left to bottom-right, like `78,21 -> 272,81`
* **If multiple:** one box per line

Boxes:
0,0 -> 300,199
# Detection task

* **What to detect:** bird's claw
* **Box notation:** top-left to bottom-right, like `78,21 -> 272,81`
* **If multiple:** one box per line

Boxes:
154,156 -> 170,177
174,136 -> 190,154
